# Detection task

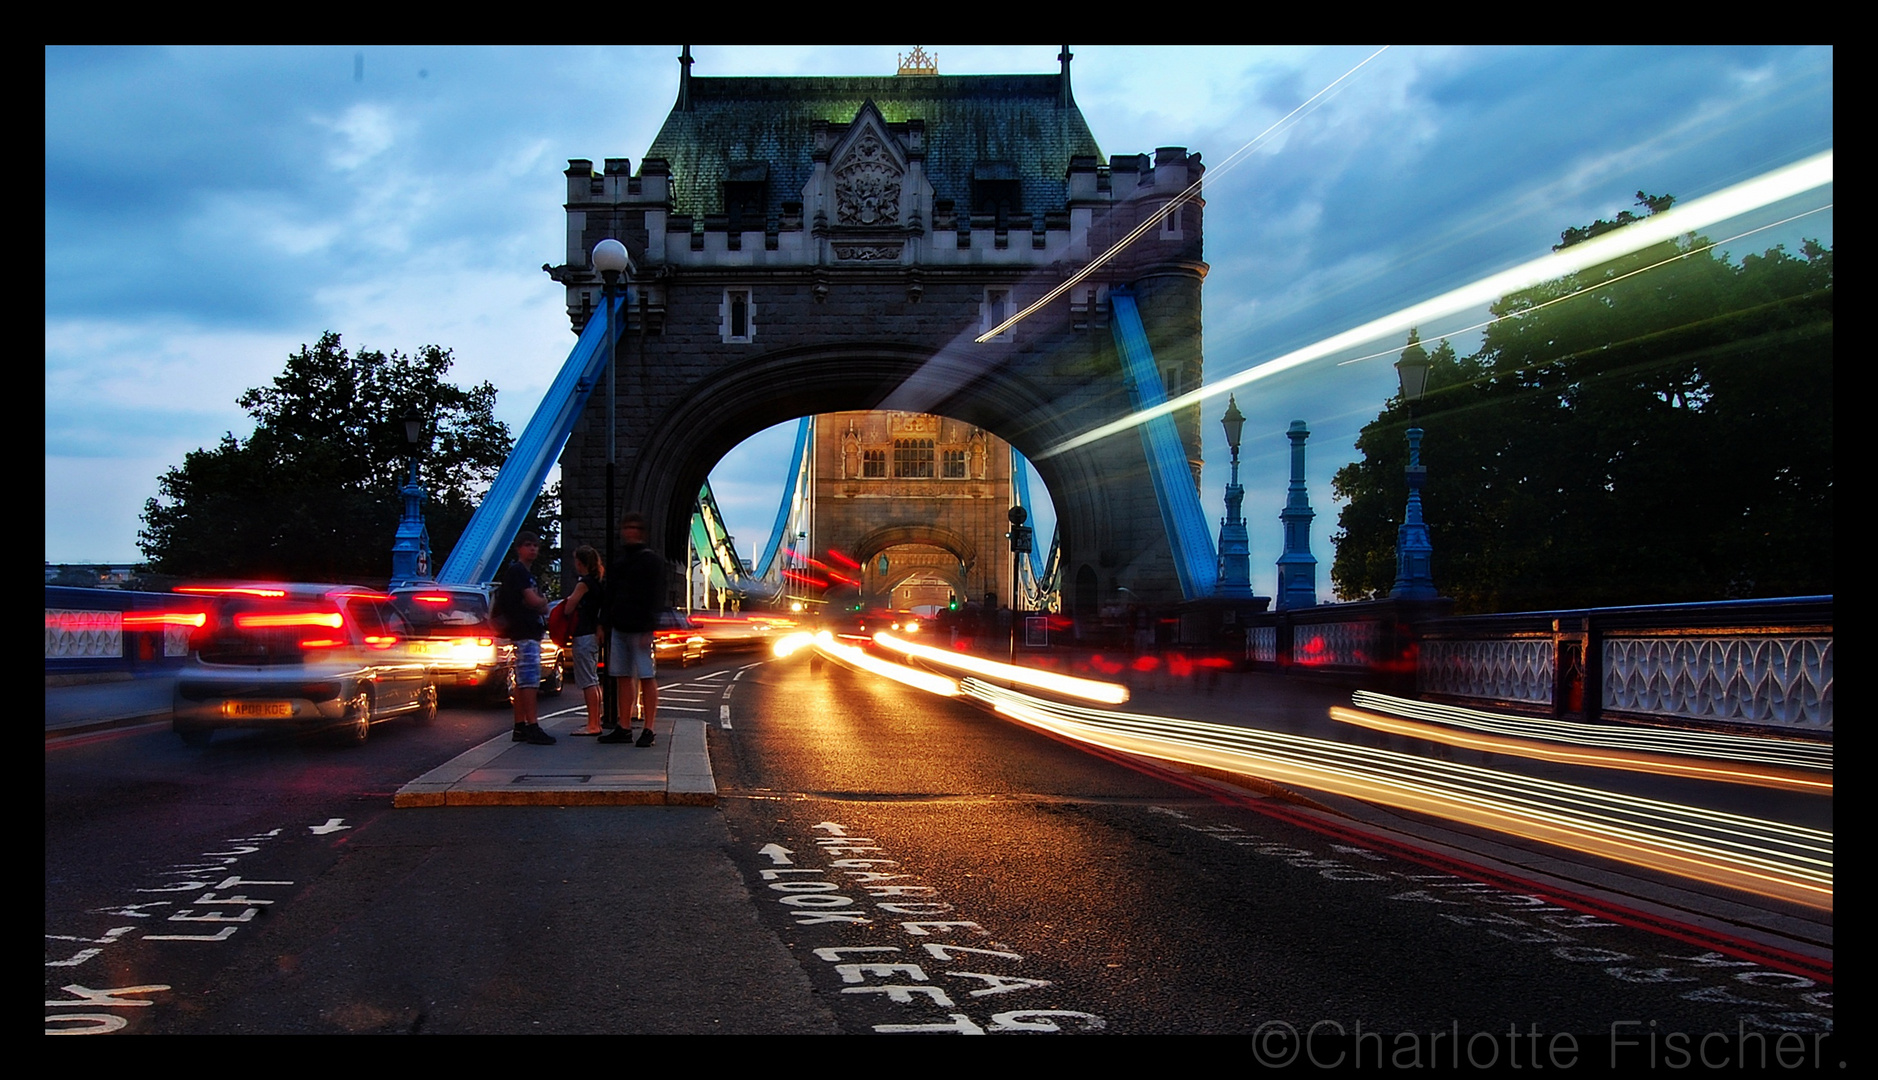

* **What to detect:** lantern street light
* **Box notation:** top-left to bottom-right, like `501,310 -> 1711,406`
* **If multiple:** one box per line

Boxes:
390,408 -> 432,585
1215,395 -> 1252,598
1390,333 -> 1437,600
1007,505 -> 1032,665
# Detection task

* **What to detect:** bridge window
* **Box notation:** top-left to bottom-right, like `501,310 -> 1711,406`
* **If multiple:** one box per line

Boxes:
1160,202 -> 1183,239
893,439 -> 934,479
720,289 -> 754,343
862,449 -> 886,478
942,449 -> 967,479
981,287 -> 1013,342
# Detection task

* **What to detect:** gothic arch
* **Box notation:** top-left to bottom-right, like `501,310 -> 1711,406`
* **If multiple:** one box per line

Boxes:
616,341 -> 1100,567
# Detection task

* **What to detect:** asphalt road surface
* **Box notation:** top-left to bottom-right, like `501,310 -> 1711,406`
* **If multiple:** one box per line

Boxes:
46,654 -> 1835,1052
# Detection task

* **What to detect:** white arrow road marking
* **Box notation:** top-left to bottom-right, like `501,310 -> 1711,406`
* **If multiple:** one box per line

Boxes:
309,819 -> 350,835
757,844 -> 795,865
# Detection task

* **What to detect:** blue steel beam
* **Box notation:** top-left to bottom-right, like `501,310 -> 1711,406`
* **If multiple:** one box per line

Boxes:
437,294 -> 622,585
1010,446 -> 1044,583
754,417 -> 812,580
1108,289 -> 1218,599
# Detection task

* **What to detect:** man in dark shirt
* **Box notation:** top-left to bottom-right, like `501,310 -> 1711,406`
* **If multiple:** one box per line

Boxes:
498,532 -> 555,745
598,513 -> 666,746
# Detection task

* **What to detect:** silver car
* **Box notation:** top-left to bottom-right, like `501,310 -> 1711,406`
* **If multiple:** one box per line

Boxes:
172,583 -> 436,746
390,584 -> 563,706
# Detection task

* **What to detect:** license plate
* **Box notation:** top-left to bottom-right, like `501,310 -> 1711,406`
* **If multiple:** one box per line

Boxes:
408,640 -> 449,655
224,701 -> 292,718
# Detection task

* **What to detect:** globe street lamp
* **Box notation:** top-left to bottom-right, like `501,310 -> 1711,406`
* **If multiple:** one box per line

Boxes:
592,238 -> 633,727
1391,337 -> 1437,600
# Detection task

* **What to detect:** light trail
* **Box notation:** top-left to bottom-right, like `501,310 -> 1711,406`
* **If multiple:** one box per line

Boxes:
1349,692 -> 1831,772
1327,707 -> 1831,795
810,631 -> 959,697
1327,204 -> 1835,371
974,46 -> 1393,344
871,630 -> 1129,704
1038,149 -> 1833,459
957,680 -> 1831,909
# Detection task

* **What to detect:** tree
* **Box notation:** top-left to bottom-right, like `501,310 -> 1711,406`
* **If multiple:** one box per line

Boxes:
1331,195 -> 1832,612
139,332 -> 532,583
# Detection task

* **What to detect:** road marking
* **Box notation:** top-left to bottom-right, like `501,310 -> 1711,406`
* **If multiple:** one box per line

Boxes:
720,704 -> 732,730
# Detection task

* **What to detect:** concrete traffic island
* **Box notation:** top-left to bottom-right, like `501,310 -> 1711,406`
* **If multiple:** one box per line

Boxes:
393,716 -> 716,807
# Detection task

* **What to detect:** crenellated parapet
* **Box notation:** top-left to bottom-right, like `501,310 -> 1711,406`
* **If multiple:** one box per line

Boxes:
546,82 -> 1206,335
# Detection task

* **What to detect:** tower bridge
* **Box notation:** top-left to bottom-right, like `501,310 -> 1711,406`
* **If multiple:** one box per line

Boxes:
440,48 -> 1221,617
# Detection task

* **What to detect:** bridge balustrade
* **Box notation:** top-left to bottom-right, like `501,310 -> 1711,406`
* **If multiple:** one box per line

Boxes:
1247,596 -> 1832,736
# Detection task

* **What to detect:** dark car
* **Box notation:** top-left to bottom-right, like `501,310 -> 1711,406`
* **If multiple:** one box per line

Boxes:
654,610 -> 707,667
390,585 -> 563,706
172,583 -> 436,746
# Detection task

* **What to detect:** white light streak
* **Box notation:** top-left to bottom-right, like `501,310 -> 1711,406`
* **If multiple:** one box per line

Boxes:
1325,205 -> 1833,369
1039,150 -> 1834,459
974,46 -> 1393,344
1348,692 -> 1832,773
960,679 -> 1831,908
871,631 -> 1129,704
812,631 -> 959,697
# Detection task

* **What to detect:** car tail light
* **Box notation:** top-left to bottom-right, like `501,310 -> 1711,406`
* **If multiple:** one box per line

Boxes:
236,612 -> 344,629
122,611 -> 207,629
176,585 -> 288,598
363,634 -> 399,649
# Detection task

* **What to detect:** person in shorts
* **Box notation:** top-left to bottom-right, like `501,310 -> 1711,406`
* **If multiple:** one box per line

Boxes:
497,532 -> 555,745
598,513 -> 665,747
566,545 -> 605,735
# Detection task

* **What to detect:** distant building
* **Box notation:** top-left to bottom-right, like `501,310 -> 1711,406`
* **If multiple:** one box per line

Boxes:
44,563 -> 138,589
803,411 -> 1014,612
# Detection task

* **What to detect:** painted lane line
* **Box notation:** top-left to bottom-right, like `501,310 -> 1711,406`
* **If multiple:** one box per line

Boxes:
720,704 -> 732,730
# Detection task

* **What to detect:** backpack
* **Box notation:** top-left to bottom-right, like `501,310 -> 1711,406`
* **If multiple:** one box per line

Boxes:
547,598 -> 574,647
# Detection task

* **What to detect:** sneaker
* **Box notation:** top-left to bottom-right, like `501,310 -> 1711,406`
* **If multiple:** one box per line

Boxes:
597,727 -> 634,744
520,725 -> 556,745
512,723 -> 530,742
635,728 -> 656,748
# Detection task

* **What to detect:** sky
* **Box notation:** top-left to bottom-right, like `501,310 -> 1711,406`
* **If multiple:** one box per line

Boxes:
46,45 -> 1833,600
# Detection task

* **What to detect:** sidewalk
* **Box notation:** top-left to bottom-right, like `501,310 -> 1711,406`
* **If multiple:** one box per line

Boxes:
393,715 -> 716,808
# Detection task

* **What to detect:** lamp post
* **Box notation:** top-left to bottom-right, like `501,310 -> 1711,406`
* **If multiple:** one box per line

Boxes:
592,238 -> 632,727
1007,505 -> 1032,664
1215,395 -> 1253,598
1390,336 -> 1437,600
390,409 -> 431,585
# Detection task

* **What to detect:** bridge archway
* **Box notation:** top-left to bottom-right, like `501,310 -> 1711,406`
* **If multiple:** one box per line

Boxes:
605,341 -> 1098,584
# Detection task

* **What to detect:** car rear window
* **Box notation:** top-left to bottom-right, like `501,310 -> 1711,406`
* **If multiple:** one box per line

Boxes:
194,596 -> 348,666
393,591 -> 492,634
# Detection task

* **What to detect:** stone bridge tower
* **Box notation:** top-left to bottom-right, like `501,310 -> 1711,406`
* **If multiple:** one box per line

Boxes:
547,48 -> 1207,612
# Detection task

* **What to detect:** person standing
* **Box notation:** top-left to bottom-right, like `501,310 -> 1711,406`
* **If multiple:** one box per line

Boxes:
567,545 -> 605,736
497,532 -> 556,744
598,513 -> 665,747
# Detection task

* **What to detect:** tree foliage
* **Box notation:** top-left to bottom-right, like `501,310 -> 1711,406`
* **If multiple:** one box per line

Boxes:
139,332 -> 528,583
1331,195 -> 1832,612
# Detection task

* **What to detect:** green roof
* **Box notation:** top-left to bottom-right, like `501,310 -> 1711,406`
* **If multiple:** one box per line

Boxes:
645,74 -> 1104,222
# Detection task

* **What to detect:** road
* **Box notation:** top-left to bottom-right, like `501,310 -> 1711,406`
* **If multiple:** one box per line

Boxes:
45,651 -> 1835,1051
